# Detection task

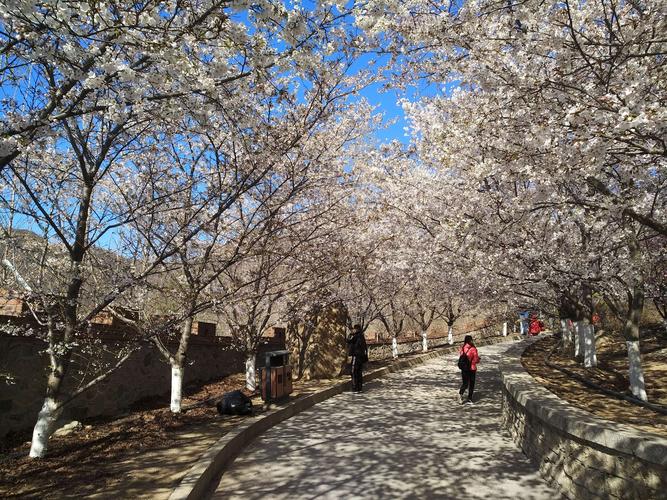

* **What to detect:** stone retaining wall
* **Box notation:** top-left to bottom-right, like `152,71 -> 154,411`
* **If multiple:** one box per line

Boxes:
500,338 -> 667,500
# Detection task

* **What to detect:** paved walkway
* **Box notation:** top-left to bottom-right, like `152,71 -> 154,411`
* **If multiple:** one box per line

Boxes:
212,343 -> 561,499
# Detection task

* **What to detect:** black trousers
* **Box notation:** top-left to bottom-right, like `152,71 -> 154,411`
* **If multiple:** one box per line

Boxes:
459,369 -> 476,401
351,356 -> 364,391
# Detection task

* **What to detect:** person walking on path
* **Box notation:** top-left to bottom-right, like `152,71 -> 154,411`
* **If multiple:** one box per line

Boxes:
529,313 -> 544,336
347,324 -> 368,393
458,334 -> 480,404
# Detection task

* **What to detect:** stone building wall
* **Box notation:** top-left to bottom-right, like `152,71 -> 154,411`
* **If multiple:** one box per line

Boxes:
0,334 -> 283,441
500,339 -> 667,499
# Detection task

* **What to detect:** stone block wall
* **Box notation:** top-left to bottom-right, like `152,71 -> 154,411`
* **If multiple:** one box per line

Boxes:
500,339 -> 667,500
0,335 -> 283,441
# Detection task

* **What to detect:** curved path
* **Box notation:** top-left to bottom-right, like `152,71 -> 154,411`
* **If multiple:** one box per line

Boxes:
212,343 -> 561,499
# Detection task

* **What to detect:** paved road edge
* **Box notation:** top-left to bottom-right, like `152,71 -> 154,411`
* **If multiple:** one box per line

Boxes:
169,334 -> 517,500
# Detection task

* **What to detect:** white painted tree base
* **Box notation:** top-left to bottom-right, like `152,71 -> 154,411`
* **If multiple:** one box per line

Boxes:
583,323 -> 597,368
447,326 -> 453,345
392,337 -> 398,359
29,397 -> 60,458
627,341 -> 648,401
421,330 -> 428,352
246,356 -> 257,391
170,364 -> 184,413
573,321 -> 583,358
560,319 -> 571,345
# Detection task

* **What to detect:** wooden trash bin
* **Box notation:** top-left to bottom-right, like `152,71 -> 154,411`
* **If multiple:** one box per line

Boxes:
258,350 -> 293,402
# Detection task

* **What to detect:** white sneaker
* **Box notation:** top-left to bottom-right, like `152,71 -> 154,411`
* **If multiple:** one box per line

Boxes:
465,399 -> 474,405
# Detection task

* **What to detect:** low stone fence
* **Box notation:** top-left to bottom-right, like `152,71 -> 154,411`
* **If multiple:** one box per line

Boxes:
368,321 -> 506,360
500,338 -> 667,499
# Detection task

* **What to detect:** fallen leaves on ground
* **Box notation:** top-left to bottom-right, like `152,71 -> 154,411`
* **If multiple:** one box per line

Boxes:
521,328 -> 667,437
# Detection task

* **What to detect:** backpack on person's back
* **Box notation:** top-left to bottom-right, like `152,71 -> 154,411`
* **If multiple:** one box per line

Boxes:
457,352 -> 470,371
457,348 -> 471,371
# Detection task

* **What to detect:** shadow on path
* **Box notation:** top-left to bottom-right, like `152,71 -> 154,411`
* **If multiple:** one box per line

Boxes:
212,344 -> 561,499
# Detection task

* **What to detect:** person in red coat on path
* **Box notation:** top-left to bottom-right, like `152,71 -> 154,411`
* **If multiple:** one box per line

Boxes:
529,314 -> 544,336
458,335 -> 480,404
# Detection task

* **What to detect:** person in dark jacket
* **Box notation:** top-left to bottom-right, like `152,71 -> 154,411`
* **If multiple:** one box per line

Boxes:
347,324 -> 368,393
458,335 -> 480,404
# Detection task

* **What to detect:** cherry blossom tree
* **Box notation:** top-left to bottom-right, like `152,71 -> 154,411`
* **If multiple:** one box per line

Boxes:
355,0 -> 665,401
0,0 -> 370,457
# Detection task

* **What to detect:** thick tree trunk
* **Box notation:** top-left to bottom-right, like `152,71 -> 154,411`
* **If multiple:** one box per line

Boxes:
29,181 -> 91,457
170,315 -> 194,413
573,321 -> 583,358
624,283 -> 647,401
560,319 -> 571,346
29,318 -> 75,458
421,329 -> 428,352
447,325 -> 453,345
245,355 -> 257,391
626,341 -> 647,401
170,364 -> 184,413
391,336 -> 398,359
502,322 -> 507,337
582,321 -> 597,368
29,396 -> 62,458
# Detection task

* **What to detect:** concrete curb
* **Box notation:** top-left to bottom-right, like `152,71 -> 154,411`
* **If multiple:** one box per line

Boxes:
169,334 -> 516,500
499,337 -> 667,467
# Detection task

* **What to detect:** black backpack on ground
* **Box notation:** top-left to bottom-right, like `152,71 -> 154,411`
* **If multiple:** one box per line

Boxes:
457,350 -> 471,371
216,390 -> 253,416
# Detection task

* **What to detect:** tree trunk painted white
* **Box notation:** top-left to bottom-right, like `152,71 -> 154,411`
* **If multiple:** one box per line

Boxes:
583,323 -> 597,368
29,397 -> 61,458
502,322 -> 507,337
626,341 -> 648,401
560,319 -> 571,345
573,321 -> 583,358
391,336 -> 398,359
170,364 -> 184,413
519,317 -> 525,335
447,326 -> 453,345
245,355 -> 256,391
421,330 -> 428,352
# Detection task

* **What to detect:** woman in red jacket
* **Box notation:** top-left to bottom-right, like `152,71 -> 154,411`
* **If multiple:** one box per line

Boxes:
458,335 -> 480,404
529,314 -> 544,336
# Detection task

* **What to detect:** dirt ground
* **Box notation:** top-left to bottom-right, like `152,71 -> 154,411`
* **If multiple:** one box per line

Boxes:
0,373 -> 254,498
521,326 -> 667,437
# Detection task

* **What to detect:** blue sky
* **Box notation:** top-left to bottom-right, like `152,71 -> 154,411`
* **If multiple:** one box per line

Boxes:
360,81 -> 410,143
350,50 -> 455,145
